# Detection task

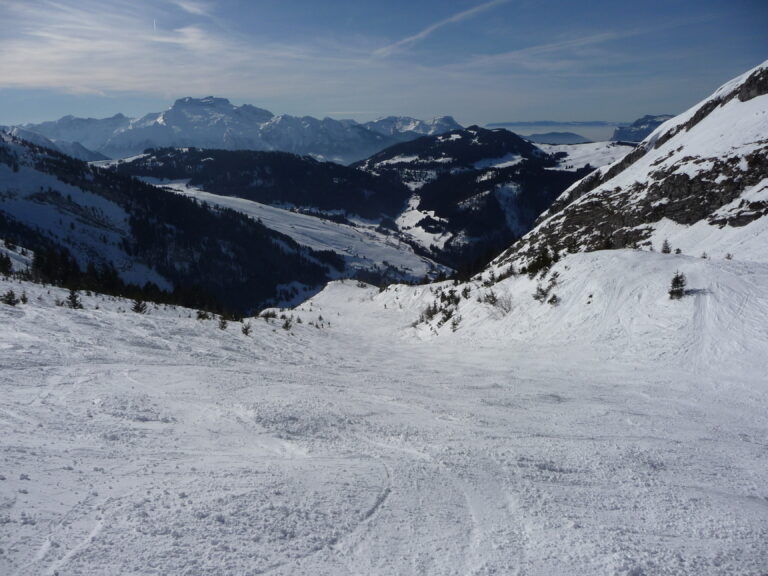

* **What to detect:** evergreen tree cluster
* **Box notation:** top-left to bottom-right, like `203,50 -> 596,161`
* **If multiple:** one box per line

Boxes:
114,148 -> 410,219
0,138 -> 347,314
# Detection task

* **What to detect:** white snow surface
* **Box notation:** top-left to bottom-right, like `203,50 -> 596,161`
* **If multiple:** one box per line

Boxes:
2,246 -> 767,575
153,180 -> 443,280
538,141 -> 636,171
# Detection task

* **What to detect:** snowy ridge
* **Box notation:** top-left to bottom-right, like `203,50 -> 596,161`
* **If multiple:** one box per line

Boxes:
496,59 -> 768,268
19,98 -> 463,164
537,141 -> 636,172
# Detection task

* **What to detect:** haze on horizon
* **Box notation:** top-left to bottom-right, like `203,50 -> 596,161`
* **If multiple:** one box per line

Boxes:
0,0 -> 765,127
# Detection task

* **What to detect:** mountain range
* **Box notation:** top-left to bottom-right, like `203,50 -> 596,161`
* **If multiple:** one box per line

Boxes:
17,97 -> 462,164
2,58 -> 768,576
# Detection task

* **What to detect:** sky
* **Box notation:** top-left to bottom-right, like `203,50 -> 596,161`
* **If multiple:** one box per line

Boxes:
0,0 -> 765,126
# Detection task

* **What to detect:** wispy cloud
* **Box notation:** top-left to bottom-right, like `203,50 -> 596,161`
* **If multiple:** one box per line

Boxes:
172,0 -> 211,17
374,0 -> 510,58
0,0 -> 370,97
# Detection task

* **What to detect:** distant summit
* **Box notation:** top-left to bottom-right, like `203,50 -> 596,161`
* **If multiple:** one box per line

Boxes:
611,114 -> 674,142
362,116 -> 462,139
18,98 -> 463,164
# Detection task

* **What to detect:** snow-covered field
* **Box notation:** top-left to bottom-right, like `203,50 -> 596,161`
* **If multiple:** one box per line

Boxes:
2,247 -> 767,575
538,141 -> 636,171
152,179 -> 444,281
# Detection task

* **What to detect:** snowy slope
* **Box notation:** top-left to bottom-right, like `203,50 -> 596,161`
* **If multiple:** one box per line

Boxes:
0,133 -> 345,311
2,244 -> 767,574
157,179 -> 445,282
497,59 -> 768,267
358,126 -> 587,266
537,141 -> 636,171
0,133 -> 168,288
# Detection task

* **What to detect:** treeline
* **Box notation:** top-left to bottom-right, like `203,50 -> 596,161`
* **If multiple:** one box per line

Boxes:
0,138 -> 346,314
113,147 -> 411,219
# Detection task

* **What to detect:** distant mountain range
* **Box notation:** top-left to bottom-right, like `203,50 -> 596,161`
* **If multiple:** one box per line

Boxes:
16,97 -> 462,164
487,120 -> 626,128
611,114 -> 674,142
525,132 -> 592,145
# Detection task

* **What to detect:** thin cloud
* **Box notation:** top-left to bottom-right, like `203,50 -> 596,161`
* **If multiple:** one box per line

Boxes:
374,0 -> 510,58
172,0 -> 211,17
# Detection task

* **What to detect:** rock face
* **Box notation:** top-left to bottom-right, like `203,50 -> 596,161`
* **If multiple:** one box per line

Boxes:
496,60 -> 768,267
611,114 -> 674,142
20,99 -> 463,164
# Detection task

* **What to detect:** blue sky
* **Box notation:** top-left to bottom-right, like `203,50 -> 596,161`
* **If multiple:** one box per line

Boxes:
0,0 -> 765,126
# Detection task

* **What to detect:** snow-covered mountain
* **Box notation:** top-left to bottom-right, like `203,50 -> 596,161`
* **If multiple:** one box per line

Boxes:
362,115 -> 462,138
356,126 -> 591,272
111,147 -> 411,220
0,132 -> 344,311
611,114 -> 675,142
495,59 -> 768,268
20,98 -> 464,164
1,126 -> 107,162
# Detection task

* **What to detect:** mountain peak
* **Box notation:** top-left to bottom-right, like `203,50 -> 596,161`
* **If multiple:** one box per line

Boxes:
172,96 -> 233,108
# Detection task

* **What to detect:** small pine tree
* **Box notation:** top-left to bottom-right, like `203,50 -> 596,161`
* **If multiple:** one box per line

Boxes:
67,289 -> 83,309
196,309 -> 211,320
20,291 -> 28,304
674,248 -> 682,255
661,239 -> 671,254
241,321 -> 252,336
1,289 -> 19,306
669,271 -> 687,300
0,253 -> 11,276
131,299 -> 148,314
218,317 -> 228,330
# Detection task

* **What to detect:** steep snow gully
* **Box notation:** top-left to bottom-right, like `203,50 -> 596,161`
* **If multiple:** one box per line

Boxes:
1,246 -> 767,575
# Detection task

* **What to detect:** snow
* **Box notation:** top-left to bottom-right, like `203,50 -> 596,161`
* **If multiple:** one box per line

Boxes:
0,240 -> 33,273
1,245 -> 767,575
154,179 -> 444,280
472,153 -> 523,170
395,194 -> 453,250
376,154 -> 421,166
538,141 -> 636,171
0,161 -> 171,290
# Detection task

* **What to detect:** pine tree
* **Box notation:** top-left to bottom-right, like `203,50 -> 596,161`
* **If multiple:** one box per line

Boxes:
661,239 -> 671,254
131,299 -> 148,314
67,289 -> 83,309
1,290 -> 19,306
0,253 -> 11,276
669,271 -> 686,300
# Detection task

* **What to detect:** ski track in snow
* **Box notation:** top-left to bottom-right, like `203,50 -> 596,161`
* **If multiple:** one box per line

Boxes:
1,249 -> 768,575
